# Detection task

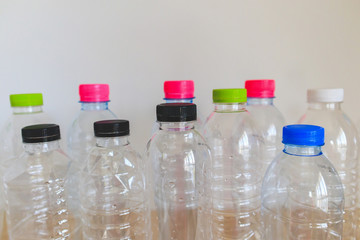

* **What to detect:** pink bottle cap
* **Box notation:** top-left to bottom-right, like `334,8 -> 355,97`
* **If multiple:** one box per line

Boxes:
164,80 -> 195,99
79,84 -> 110,102
245,79 -> 275,98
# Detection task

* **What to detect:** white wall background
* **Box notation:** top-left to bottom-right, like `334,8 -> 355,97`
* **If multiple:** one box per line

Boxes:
0,0 -> 360,151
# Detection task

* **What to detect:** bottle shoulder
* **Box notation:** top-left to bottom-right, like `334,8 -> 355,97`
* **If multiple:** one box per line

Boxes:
204,110 -> 253,129
246,105 -> 286,125
147,129 -> 210,156
299,110 -> 354,127
203,110 -> 260,142
299,110 -> 359,144
264,152 -> 342,186
262,151 -> 344,217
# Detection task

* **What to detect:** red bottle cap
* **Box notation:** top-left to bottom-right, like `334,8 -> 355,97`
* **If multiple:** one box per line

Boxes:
245,79 -> 275,98
79,84 -> 110,102
164,80 -> 195,99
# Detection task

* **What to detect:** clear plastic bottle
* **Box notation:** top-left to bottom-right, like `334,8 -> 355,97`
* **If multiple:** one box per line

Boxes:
298,88 -> 358,240
146,103 -> 211,240
261,124 -> 345,239
80,120 -> 150,239
4,124 -> 79,240
67,84 -> 117,162
202,89 -> 262,239
151,80 -> 203,134
66,84 -> 117,236
0,93 -> 52,240
245,80 -> 285,177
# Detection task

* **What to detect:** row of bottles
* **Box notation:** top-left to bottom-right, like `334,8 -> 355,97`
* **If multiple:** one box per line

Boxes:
0,80 -> 358,239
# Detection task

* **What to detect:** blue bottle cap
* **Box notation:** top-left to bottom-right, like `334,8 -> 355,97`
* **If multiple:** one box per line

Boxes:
282,124 -> 325,146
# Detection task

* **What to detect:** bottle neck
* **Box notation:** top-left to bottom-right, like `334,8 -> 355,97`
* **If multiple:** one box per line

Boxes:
214,103 -> 246,112
159,122 -> 195,132
283,144 -> 322,156
12,105 -> 44,114
23,140 -> 61,154
247,98 -> 274,106
81,102 -> 109,111
96,136 -> 130,148
307,102 -> 341,111
164,98 -> 194,103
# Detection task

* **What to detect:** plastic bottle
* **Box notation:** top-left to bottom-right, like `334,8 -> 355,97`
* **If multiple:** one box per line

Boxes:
67,84 -> 117,162
4,124 -> 79,240
261,124 -> 345,239
80,120 -> 150,239
202,89 -> 262,239
0,93 -> 52,240
298,88 -> 358,239
245,79 -> 285,176
151,80 -> 203,134
66,84 -> 117,235
146,103 -> 211,240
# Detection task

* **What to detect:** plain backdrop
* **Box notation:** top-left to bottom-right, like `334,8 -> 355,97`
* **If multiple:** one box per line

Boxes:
0,0 -> 360,151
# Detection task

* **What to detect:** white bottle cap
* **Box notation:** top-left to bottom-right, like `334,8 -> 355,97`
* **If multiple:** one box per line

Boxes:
307,88 -> 344,103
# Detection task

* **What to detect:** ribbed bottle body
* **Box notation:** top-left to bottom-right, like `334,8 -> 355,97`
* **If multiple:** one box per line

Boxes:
202,103 -> 262,239
262,146 -> 344,240
147,122 -> 210,240
299,103 -> 359,239
4,142 -> 78,240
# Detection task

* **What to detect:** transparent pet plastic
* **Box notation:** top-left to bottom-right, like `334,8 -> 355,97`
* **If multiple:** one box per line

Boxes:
3,140 -> 79,240
202,103 -> 262,239
0,105 -> 52,240
67,102 -> 117,162
299,102 -> 359,239
80,136 -> 150,239
262,144 -> 345,239
146,121 -> 211,240
247,97 -> 285,177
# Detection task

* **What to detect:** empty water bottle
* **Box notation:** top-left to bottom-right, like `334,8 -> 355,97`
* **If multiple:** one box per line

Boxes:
298,88 -> 358,239
0,93 -> 52,240
261,124 -> 344,239
245,79 -> 285,175
146,103 -> 211,240
67,84 -> 117,236
202,89 -> 262,239
80,120 -> 150,239
4,124 -> 79,240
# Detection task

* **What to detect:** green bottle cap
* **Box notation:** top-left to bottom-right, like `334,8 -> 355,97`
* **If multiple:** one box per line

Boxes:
213,89 -> 247,103
9,93 -> 43,107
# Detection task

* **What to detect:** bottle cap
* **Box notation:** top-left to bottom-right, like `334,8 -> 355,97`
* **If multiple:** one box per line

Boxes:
10,93 -> 43,107
213,89 -> 247,103
307,88 -> 344,103
94,120 -> 130,137
282,124 -> 324,146
156,103 -> 197,122
245,79 -> 275,98
164,80 -> 195,99
79,84 -> 110,102
22,124 -> 61,143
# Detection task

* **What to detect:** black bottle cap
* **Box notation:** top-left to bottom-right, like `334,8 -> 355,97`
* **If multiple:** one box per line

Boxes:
94,120 -> 130,137
22,124 -> 61,143
156,103 -> 197,122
